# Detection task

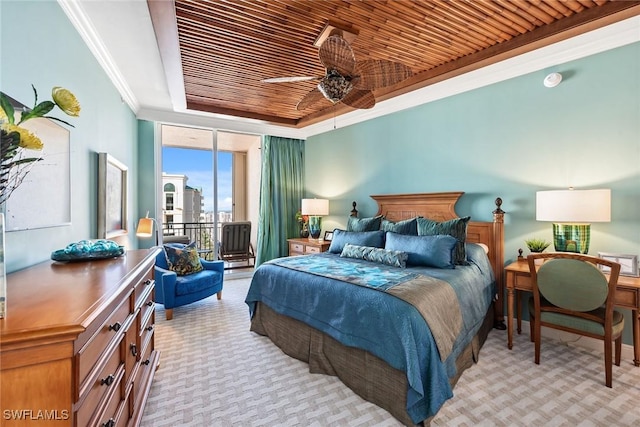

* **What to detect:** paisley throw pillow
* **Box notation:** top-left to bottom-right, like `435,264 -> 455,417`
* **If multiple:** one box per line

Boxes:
164,242 -> 203,276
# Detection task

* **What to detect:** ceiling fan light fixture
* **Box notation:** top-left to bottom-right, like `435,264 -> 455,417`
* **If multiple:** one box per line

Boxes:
318,70 -> 353,103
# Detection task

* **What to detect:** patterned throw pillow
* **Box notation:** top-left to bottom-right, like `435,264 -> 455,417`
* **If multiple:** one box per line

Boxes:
347,215 -> 383,232
380,217 -> 418,235
416,216 -> 471,265
164,242 -> 203,276
340,243 -> 408,268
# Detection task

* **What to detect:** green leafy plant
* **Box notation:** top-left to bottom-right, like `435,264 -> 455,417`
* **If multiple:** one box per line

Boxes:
0,85 -> 80,205
525,238 -> 551,253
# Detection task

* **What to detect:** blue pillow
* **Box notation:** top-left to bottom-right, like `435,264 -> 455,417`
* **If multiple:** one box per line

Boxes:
328,229 -> 385,254
385,232 -> 457,269
381,217 -> 418,235
416,216 -> 470,265
340,244 -> 408,268
347,215 -> 383,232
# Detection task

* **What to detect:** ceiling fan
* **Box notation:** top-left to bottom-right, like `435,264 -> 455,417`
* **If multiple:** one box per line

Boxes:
262,30 -> 413,111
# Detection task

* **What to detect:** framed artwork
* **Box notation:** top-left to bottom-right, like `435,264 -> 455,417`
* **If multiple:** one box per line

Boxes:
97,153 -> 128,239
323,230 -> 334,241
4,94 -> 71,231
598,252 -> 639,277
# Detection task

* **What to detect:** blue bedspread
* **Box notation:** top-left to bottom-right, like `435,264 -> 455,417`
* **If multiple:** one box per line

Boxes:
245,243 -> 495,423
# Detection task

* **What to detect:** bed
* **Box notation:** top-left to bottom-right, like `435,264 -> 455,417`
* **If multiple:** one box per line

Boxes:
245,192 -> 505,425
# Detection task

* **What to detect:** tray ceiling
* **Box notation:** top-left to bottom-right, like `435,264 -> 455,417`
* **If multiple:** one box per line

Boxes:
148,0 -> 640,129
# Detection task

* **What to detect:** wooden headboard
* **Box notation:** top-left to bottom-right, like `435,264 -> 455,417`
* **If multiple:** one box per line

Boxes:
352,192 -> 506,329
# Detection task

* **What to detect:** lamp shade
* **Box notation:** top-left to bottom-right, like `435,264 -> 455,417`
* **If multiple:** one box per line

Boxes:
301,198 -> 329,216
136,217 -> 154,237
536,189 -> 611,223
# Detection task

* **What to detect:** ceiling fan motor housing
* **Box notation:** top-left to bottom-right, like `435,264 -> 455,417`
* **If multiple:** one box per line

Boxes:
318,69 -> 354,103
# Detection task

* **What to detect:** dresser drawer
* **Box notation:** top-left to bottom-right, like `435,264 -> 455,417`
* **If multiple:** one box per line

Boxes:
290,242 -> 304,253
139,309 -> 155,354
138,285 -> 155,333
134,274 -> 154,309
94,377 -> 126,427
78,298 -> 131,391
305,246 -> 321,254
77,340 -> 124,427
134,340 -> 155,404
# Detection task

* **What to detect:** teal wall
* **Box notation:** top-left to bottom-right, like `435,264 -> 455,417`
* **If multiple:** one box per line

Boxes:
1,1 -> 143,272
137,120 -> 158,249
306,42 -> 640,344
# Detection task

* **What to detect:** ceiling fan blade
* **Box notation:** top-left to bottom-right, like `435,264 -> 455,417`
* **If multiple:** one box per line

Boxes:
341,89 -> 376,109
354,60 -> 413,90
296,87 -> 327,111
319,35 -> 356,76
262,76 -> 321,83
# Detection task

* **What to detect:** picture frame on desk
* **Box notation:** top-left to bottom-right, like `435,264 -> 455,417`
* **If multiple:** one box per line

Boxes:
323,231 -> 333,241
598,252 -> 639,277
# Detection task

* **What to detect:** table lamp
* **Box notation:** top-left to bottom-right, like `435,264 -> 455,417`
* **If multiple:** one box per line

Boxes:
536,188 -> 610,254
301,198 -> 329,239
136,211 -> 159,245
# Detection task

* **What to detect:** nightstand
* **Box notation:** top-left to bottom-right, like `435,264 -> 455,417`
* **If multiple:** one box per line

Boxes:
505,259 -> 640,366
287,238 -> 331,256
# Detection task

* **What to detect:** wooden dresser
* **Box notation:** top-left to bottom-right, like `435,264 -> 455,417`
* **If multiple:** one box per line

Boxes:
0,248 -> 160,426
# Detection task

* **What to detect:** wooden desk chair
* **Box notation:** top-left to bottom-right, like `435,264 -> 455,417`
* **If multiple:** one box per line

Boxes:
527,252 -> 623,388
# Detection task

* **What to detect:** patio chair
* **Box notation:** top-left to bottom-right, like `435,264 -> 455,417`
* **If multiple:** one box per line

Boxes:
218,221 -> 255,269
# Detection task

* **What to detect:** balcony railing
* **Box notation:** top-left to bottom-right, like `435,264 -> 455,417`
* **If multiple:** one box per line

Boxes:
162,222 -> 218,259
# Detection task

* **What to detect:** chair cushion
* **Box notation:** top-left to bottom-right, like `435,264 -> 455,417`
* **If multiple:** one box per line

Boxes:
164,242 -> 203,276
537,259 -> 608,311
528,297 -> 625,337
175,270 -> 222,296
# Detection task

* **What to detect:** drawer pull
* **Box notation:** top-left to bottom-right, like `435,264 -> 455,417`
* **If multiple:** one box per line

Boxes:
142,359 -> 151,366
130,343 -> 138,357
146,325 -> 154,332
108,322 -> 121,332
102,419 -> 115,427
144,279 -> 152,285
146,301 -> 154,307
100,374 -> 115,387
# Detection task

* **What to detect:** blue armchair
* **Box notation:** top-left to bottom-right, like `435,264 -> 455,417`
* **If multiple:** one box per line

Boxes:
154,245 -> 224,320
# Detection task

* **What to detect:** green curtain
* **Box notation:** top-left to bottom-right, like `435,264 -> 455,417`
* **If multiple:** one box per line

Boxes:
255,135 -> 305,266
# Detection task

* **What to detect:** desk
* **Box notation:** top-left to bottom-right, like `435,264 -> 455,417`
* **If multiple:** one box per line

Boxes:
505,259 -> 640,366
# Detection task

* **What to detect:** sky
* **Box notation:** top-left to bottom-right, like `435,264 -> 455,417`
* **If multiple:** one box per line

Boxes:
162,147 -> 233,212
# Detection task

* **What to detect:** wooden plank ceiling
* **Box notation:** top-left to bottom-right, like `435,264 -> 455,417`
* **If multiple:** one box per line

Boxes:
149,0 -> 640,128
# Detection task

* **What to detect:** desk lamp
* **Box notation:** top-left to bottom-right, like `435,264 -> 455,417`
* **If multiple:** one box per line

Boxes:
536,188 -> 610,254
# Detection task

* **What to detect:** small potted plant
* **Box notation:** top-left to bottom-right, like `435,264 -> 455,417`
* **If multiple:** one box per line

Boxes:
525,238 -> 551,253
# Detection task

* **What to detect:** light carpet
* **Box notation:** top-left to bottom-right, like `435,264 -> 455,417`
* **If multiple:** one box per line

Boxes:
141,277 -> 640,427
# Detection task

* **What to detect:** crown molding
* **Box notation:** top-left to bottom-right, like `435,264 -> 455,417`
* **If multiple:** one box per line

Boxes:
58,0 -> 139,113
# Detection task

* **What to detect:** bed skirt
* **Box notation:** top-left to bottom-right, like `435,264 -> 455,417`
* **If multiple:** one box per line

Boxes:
250,302 -> 494,426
